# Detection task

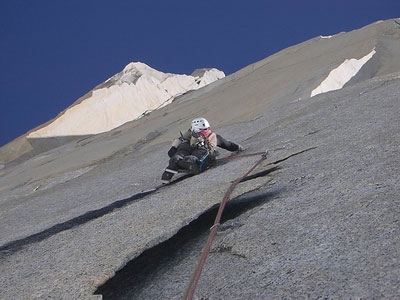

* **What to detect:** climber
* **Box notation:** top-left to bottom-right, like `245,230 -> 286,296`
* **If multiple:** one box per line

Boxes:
161,117 -> 244,184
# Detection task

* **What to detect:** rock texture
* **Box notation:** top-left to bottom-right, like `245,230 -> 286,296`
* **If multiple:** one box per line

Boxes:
0,63 -> 224,164
0,19 -> 399,299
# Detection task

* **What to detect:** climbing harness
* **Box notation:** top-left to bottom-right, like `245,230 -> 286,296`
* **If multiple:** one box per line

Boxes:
182,150 -> 269,300
198,152 -> 210,172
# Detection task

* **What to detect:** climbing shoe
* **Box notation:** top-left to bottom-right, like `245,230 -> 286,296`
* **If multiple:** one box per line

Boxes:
161,168 -> 178,184
237,144 -> 245,153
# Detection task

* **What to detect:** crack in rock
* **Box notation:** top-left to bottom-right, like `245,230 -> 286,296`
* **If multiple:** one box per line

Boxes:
94,186 -> 281,299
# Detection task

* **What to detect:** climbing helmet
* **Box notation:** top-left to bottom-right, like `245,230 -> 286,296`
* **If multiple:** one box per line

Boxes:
191,117 -> 210,133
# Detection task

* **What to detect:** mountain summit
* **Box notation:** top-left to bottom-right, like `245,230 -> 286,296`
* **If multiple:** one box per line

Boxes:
27,62 -> 224,138
0,18 -> 399,299
0,63 -> 224,163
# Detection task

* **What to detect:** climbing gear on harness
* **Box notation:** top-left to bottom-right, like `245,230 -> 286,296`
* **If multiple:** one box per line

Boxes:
198,152 -> 213,172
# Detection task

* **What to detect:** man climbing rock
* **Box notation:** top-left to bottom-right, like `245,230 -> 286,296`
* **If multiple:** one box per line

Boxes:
161,117 -> 244,184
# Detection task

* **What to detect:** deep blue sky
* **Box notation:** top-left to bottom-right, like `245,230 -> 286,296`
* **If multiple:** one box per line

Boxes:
1,1 -> 399,146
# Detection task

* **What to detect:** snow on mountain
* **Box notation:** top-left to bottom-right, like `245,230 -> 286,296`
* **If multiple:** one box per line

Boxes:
311,48 -> 376,97
1,18 -> 400,300
27,62 -> 224,138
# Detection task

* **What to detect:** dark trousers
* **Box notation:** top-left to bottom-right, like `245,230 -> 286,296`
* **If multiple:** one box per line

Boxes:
167,143 -> 213,174
216,134 -> 240,151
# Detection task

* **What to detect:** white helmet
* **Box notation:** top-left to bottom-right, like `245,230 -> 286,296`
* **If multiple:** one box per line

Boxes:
191,117 -> 210,133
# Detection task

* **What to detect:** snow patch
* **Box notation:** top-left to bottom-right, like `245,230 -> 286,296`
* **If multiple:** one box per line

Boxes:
28,62 -> 224,138
311,49 -> 376,97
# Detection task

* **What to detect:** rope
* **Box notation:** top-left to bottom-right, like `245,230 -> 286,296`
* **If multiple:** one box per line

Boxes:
217,150 -> 268,161
182,150 -> 269,300
218,146 -> 317,163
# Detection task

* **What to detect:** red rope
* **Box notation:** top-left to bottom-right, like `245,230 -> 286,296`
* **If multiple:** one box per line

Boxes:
217,150 -> 268,161
183,150 -> 269,300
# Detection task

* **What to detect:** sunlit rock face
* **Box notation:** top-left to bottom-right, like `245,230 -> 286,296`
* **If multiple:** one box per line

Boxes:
27,62 -> 225,138
1,18 -> 400,300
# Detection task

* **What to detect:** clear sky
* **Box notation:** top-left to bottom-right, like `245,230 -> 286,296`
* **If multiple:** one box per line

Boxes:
1,0 -> 399,147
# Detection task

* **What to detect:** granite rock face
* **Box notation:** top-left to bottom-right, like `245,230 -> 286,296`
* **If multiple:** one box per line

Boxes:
0,19 -> 399,300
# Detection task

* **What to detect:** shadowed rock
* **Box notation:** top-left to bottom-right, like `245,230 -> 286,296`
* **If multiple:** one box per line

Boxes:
0,19 -> 399,300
